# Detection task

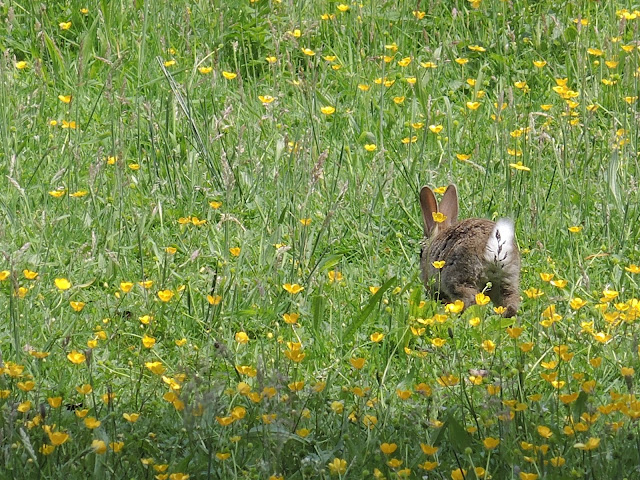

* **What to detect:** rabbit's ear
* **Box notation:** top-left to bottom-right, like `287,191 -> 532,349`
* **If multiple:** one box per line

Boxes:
419,186 -> 438,236
439,184 -> 459,228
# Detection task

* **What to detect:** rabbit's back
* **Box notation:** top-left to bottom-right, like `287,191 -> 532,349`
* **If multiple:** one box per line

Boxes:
422,218 -> 496,302
428,218 -> 495,264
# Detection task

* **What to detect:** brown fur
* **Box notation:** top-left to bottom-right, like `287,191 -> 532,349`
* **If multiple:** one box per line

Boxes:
420,185 -> 520,317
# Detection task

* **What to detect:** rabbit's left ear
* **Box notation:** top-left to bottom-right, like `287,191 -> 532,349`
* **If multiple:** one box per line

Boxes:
438,184 -> 459,228
419,186 -> 438,237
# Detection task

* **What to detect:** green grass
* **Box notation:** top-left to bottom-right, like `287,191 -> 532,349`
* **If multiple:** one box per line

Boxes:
2,0 -> 640,479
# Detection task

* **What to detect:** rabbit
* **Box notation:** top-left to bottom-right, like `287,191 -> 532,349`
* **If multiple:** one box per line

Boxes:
419,184 -> 520,317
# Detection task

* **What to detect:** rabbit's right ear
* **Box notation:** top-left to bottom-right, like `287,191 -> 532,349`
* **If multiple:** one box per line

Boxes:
438,184 -> 459,228
419,186 -> 438,236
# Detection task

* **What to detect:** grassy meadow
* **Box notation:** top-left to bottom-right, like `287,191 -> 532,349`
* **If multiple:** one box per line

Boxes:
2,0 -> 640,478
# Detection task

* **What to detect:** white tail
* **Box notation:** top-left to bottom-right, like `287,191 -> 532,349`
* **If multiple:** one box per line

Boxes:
485,219 -> 516,266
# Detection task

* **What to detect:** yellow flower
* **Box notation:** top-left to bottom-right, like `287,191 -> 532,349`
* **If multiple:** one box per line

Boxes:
48,431 -> 69,446
328,458 -> 347,475
625,264 -> 640,274
67,350 -> 86,364
55,278 -> 72,290
301,47 -> 316,56
236,365 -> 257,377
336,4 -> 350,12
393,96 -> 405,104
350,357 -> 366,369
235,331 -> 249,344
40,444 -> 55,455
370,332 -> 384,342
288,381 -> 304,392
283,283 -> 304,294
560,392 -> 579,404
621,367 -> 635,377
380,442 -> 397,454
483,437 -> 500,449
468,45 -> 486,52
451,469 -> 467,480
533,60 -> 547,68
157,289 -> 174,302
198,66 -> 213,74
364,144 -> 377,152
328,270 -> 343,283
475,292 -> 490,305
519,474 -> 538,480
17,381 -> 35,392
300,218 -> 312,226
570,297 -> 587,310
466,101 -> 481,110
222,71 -> 237,80
70,301 -> 85,312
123,412 -> 140,423
258,95 -> 275,104
436,374 -> 459,386
76,384 -> 93,395
145,361 -> 166,375
61,120 -> 76,129
110,441 -> 124,453
285,348 -> 306,363
283,312 -> 300,324
168,474 -> 189,480
431,212 -> 447,223
321,106 -> 336,115
445,300 -> 464,314
506,326 -> 523,339
539,272 -> 554,282
207,294 -> 222,305
164,59 -> 176,67
22,269 -> 37,280
229,247 -> 241,257
265,56 -> 277,64
142,334 -> 156,348
70,190 -> 88,197
15,61 -> 28,70
592,331 -> 612,344
537,425 -> 553,439
481,339 -> 496,353
510,161 -> 530,171
432,260 -> 445,269
84,417 -> 101,429
59,21 -> 72,30
587,48 -> 604,56
574,437 -> 600,450
49,189 -> 66,198
456,153 -> 471,161
550,279 -> 568,288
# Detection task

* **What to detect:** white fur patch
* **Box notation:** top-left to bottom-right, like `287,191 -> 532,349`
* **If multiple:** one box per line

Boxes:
485,219 -> 515,266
